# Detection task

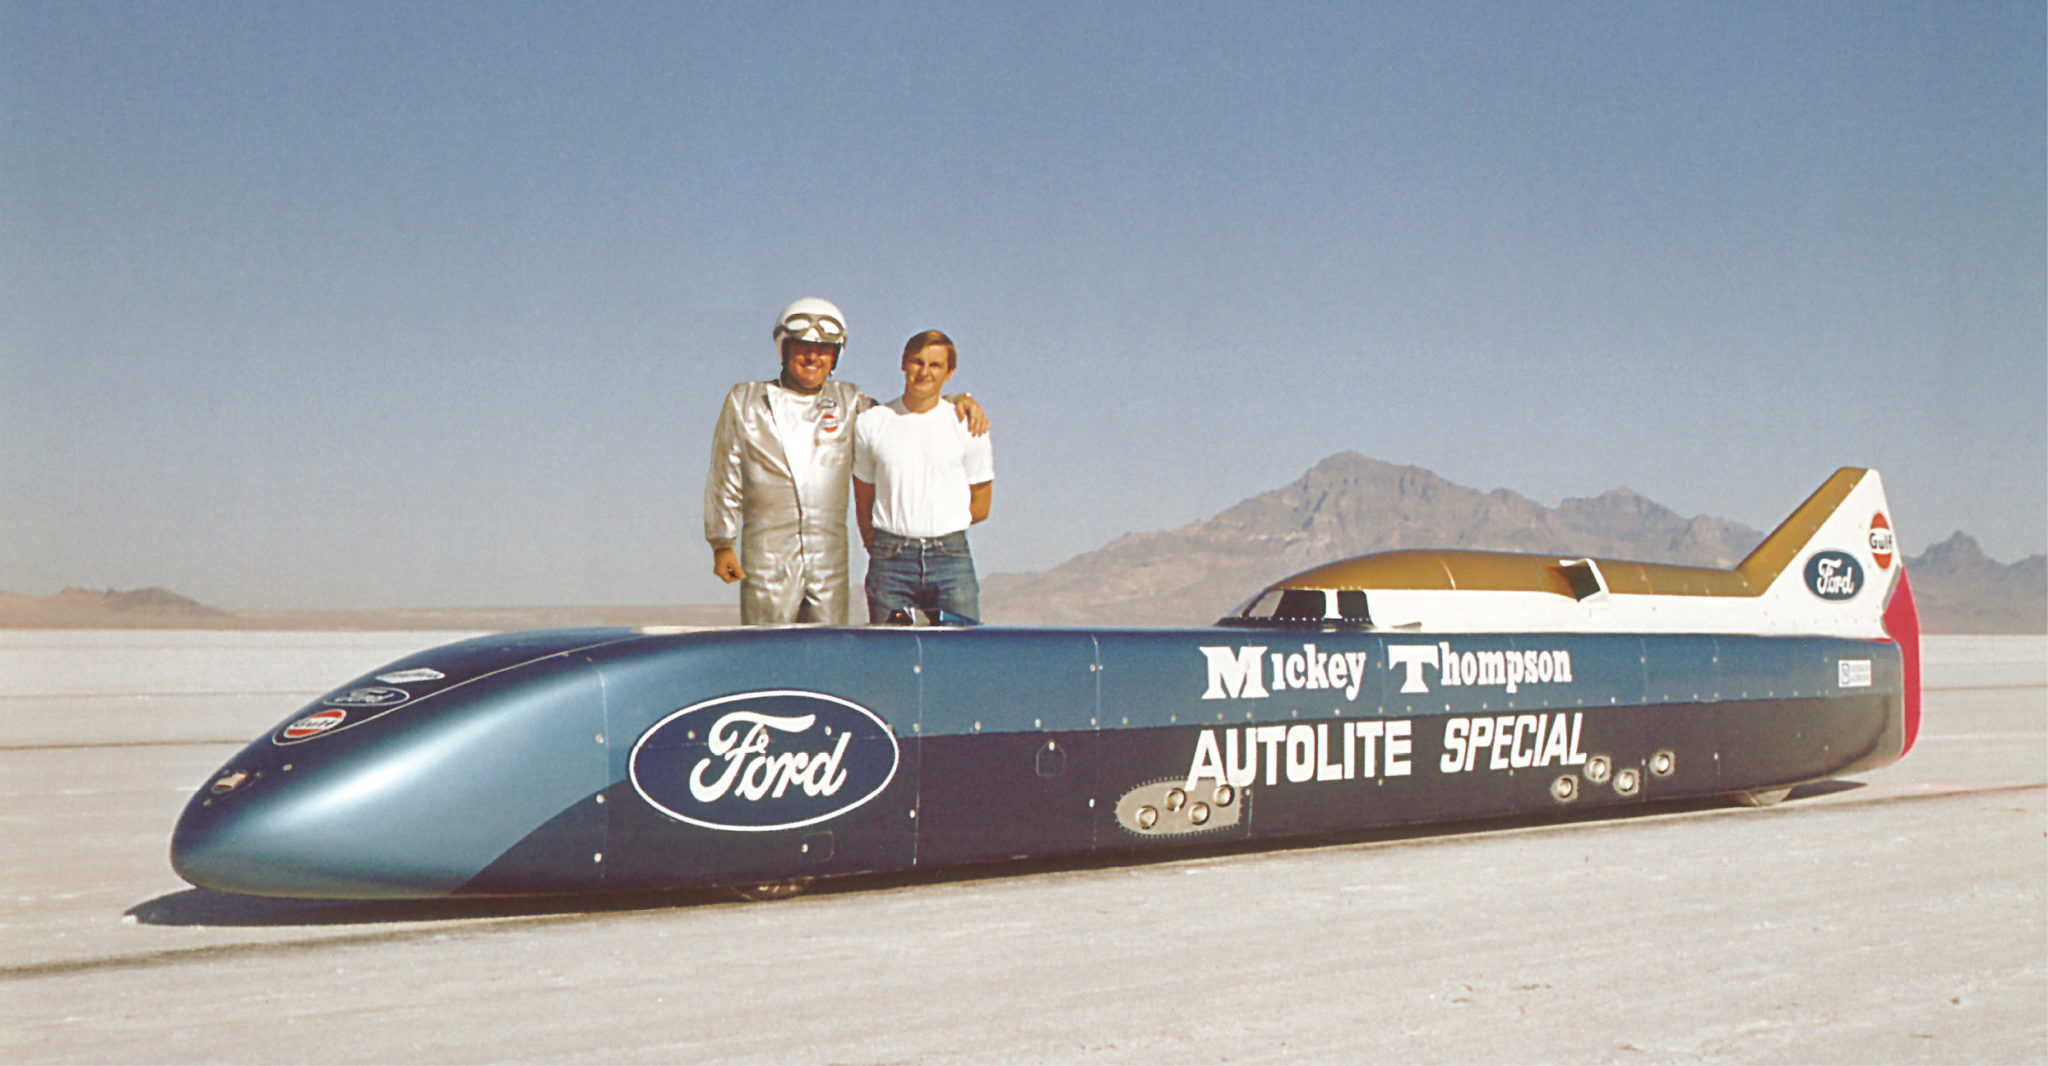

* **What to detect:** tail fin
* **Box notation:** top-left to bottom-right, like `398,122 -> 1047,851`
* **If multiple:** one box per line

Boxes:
1738,467 -> 1919,751
1735,468 -> 1870,593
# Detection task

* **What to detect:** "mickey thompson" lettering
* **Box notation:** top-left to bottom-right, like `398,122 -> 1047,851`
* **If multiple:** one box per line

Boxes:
1386,643 -> 1573,694
1199,644 -> 1370,701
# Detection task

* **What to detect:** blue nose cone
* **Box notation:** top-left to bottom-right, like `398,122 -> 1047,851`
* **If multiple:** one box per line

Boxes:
171,735 -> 532,898
171,660 -> 611,899
171,769 -> 470,899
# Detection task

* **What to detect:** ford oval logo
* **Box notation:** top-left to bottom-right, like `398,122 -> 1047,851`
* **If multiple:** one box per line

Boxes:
324,686 -> 411,708
1804,550 -> 1863,601
629,690 -> 900,832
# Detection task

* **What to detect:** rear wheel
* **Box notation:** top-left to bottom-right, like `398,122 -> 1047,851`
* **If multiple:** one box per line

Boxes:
1730,786 -> 1793,808
727,877 -> 813,902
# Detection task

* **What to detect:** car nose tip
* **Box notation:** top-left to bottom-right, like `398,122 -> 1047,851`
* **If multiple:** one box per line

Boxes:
168,802 -> 258,896
168,795 -> 308,898
167,791 -> 419,900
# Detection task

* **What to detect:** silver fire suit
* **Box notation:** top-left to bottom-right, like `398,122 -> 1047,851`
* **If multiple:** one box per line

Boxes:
704,380 -> 870,624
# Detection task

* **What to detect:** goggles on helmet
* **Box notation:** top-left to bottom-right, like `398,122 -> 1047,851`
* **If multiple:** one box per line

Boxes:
777,313 -> 846,345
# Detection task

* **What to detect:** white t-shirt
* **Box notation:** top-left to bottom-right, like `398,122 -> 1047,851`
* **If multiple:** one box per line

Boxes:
852,399 -> 994,538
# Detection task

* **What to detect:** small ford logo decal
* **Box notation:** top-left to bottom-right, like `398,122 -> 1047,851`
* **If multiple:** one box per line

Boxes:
630,690 -> 900,832
1804,551 -> 1863,600
324,686 -> 411,708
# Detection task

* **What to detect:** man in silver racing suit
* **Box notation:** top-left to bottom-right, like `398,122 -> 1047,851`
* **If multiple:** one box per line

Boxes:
704,298 -> 987,624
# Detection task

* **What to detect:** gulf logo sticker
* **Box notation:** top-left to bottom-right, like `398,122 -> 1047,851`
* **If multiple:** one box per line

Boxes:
1869,513 -> 1895,570
280,709 -> 347,742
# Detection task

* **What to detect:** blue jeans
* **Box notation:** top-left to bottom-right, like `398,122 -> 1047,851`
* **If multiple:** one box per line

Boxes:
865,530 -> 980,624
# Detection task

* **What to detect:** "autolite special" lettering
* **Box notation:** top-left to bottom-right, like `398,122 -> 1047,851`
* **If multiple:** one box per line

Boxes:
1439,712 -> 1586,774
1184,720 -> 1414,790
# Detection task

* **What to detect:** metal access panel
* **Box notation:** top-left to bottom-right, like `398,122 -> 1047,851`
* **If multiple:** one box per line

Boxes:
912,629 -> 1099,867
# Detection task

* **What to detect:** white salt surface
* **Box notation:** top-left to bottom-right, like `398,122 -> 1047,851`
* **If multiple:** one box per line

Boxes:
0,630 -> 482,698
0,631 -> 485,747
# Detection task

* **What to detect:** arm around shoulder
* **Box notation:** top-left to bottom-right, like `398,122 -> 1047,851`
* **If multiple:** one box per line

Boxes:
946,393 -> 989,436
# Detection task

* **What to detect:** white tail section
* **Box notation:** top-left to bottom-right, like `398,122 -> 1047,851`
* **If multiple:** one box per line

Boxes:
1738,468 -> 1900,636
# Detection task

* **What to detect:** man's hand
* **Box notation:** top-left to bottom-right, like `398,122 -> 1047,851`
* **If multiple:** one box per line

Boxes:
712,547 -> 746,584
947,393 -> 990,436
969,480 -> 993,524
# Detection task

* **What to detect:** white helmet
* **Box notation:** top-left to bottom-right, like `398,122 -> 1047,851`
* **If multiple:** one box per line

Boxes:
772,297 -> 848,349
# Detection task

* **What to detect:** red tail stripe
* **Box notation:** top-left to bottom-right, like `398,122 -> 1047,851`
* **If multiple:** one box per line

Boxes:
1883,568 -> 1922,755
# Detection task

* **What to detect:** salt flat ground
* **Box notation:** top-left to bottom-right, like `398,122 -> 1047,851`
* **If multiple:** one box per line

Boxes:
0,631 -> 2041,1064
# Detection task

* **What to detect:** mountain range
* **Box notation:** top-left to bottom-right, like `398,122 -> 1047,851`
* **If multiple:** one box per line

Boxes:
1902,532 -> 2048,634
3,453 -> 2040,632
981,452 -> 2045,633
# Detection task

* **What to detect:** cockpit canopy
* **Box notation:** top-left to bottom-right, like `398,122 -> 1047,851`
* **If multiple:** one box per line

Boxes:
1214,549 -> 1645,630
1217,587 -> 1372,629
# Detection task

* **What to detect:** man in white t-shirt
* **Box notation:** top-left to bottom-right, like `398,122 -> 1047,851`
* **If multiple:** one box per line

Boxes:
705,300 -> 987,625
852,330 -> 994,623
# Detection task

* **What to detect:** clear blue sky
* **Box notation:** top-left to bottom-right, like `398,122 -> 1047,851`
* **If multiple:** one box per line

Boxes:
5,1 -> 2042,609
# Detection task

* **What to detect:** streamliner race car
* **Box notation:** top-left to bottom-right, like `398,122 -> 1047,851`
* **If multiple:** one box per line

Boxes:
172,468 -> 1916,899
